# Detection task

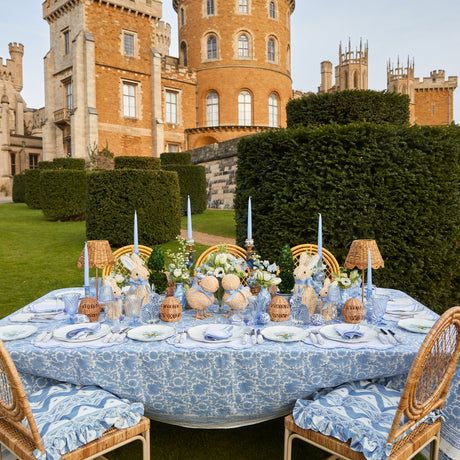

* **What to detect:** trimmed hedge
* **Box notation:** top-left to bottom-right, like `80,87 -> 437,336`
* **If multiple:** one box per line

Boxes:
12,174 -> 26,203
235,123 -> 460,311
38,161 -> 56,170
52,158 -> 86,170
114,156 -> 160,170
287,90 -> 410,128
160,152 -> 192,166
86,169 -> 181,246
24,169 -> 42,209
40,170 -> 86,221
163,165 -> 207,215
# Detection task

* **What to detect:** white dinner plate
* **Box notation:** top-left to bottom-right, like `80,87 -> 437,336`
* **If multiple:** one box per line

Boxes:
398,318 -> 436,334
0,325 -> 37,341
262,326 -> 307,343
53,324 -> 110,343
128,325 -> 175,342
25,299 -> 65,316
319,324 -> 378,343
187,324 -> 248,343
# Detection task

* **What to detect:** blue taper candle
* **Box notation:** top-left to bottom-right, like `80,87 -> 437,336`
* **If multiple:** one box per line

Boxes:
367,249 -> 373,297
247,197 -> 252,241
133,210 -> 139,255
83,242 -> 90,294
317,213 -> 323,262
187,195 -> 193,241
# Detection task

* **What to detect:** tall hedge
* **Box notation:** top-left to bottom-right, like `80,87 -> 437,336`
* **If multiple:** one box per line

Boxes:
40,170 -> 86,221
160,152 -> 192,166
24,169 -> 42,209
52,158 -> 86,170
235,123 -> 460,311
287,90 -> 410,128
114,156 -> 160,170
38,161 -> 56,170
86,169 -> 181,246
12,174 -> 26,203
163,165 -> 207,215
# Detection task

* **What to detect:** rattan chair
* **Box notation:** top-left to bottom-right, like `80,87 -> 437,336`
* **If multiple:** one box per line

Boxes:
291,244 -> 340,279
195,244 -> 247,268
102,244 -> 153,277
284,306 -> 460,460
0,341 -> 150,459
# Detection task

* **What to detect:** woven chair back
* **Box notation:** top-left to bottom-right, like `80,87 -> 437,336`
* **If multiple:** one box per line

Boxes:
0,341 -> 45,453
290,244 -> 340,279
387,306 -> 460,446
195,244 -> 247,268
102,245 -> 153,278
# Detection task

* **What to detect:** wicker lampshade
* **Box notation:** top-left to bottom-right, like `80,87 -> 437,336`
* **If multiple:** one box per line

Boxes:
344,239 -> 384,270
77,240 -> 114,269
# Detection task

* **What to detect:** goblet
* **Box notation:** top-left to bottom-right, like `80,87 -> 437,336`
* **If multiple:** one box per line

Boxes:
62,293 -> 81,324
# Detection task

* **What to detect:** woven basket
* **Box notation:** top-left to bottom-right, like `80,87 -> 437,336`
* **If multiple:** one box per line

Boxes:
342,298 -> 365,324
78,297 -> 102,322
160,296 -> 182,322
269,295 -> 291,322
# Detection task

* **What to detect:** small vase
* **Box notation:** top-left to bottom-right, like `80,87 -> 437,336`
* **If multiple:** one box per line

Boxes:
174,282 -> 187,308
254,287 -> 271,325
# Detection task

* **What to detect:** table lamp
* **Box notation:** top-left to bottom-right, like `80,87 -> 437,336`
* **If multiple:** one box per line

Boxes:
77,240 -> 114,300
344,239 -> 384,302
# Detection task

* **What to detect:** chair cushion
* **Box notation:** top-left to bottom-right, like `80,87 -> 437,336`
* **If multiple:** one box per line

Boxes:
293,380 -> 401,460
26,383 -> 144,460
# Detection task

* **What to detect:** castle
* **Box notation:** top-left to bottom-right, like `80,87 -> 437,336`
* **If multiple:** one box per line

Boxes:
319,40 -> 457,125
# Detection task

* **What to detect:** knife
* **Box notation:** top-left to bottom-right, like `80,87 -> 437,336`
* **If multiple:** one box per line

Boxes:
387,329 -> 402,344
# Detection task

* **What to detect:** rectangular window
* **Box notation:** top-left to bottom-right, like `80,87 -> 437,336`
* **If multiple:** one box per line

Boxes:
165,91 -> 178,124
122,82 -> 137,118
29,154 -> 39,170
10,153 -> 16,176
167,144 -> 180,152
123,32 -> 135,57
207,0 -> 215,16
63,30 -> 71,55
65,81 -> 73,110
239,0 -> 248,13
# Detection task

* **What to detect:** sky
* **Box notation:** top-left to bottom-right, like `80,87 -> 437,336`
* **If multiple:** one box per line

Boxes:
0,0 -> 459,120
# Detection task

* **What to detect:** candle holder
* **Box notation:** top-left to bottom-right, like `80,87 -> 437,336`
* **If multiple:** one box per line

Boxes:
245,239 -> 255,271
186,239 -> 195,269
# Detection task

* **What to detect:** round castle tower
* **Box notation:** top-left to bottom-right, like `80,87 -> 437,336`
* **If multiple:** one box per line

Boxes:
173,0 -> 294,148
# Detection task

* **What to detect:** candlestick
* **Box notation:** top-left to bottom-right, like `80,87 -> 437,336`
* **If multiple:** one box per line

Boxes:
247,197 -> 252,241
187,195 -> 193,241
83,242 -> 90,296
133,210 -> 139,255
317,213 -> 323,262
186,238 -> 195,269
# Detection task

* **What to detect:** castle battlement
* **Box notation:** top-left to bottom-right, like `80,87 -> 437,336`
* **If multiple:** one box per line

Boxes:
0,42 -> 24,87
416,71 -> 458,90
387,58 -> 415,83
340,39 -> 368,66
155,21 -> 171,56
162,55 -> 197,83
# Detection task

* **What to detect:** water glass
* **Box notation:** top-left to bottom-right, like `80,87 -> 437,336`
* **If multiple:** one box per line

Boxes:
367,294 -> 390,324
124,295 -> 142,326
62,293 -> 81,324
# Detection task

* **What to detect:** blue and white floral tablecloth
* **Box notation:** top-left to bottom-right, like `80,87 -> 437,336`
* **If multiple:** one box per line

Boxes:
2,288 -> 459,460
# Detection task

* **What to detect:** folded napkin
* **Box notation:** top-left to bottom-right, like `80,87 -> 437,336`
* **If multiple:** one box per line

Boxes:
66,323 -> 101,340
335,324 -> 364,340
204,325 -> 233,341
28,299 -> 64,314
386,298 -> 417,313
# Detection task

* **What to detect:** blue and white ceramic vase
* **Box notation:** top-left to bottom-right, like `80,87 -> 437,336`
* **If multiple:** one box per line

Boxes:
174,282 -> 187,308
254,287 -> 271,325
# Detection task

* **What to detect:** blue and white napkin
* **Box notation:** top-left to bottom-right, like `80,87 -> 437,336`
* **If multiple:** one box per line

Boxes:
335,324 -> 364,340
204,325 -> 233,341
66,323 -> 101,340
27,299 -> 64,314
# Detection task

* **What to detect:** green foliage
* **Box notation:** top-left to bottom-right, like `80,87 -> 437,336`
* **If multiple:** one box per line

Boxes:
277,244 -> 295,294
86,169 -> 181,247
24,169 -> 42,209
235,123 -> 460,311
147,246 -> 168,294
160,151 -> 192,166
114,156 -> 160,170
52,158 -> 86,170
287,90 -> 410,128
40,170 -> 86,221
38,161 -> 56,170
12,174 -> 26,203
163,165 -> 207,215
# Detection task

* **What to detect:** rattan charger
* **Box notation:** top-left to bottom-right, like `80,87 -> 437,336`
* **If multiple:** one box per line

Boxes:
0,341 -> 150,459
284,306 -> 460,460
195,244 -> 247,268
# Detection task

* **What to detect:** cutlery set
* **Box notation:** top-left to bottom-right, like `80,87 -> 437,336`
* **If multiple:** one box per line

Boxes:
378,328 -> 402,345
242,329 -> 264,345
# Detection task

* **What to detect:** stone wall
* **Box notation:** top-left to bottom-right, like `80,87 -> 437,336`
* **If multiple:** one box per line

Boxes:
189,138 -> 240,209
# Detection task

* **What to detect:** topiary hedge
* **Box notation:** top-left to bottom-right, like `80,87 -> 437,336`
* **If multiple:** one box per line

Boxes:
160,152 -> 192,166
163,165 -> 207,215
235,123 -> 460,311
38,161 -> 56,170
287,90 -> 410,128
24,169 -> 42,209
52,158 -> 86,170
40,170 -> 86,221
12,173 -> 26,203
114,156 -> 160,170
86,169 -> 181,246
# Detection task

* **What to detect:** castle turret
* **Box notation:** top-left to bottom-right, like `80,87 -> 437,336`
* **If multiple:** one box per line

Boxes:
155,21 -> 171,57
1,89 -> 10,147
8,42 -> 24,92
335,39 -> 368,91
319,61 -> 333,93
387,57 -> 415,121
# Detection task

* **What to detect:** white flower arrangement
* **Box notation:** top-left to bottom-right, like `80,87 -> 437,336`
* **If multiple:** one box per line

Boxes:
248,255 -> 281,288
196,246 -> 248,280
166,237 -> 191,284
332,268 -> 361,289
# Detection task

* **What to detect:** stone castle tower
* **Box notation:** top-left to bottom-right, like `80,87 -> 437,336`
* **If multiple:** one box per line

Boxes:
174,0 -> 295,148
319,39 -> 368,93
387,58 -> 457,125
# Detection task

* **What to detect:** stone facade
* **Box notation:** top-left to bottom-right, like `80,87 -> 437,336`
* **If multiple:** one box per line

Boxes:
0,43 -> 44,196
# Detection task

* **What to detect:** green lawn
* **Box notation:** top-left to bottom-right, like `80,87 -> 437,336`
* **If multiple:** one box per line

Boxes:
181,209 -> 236,238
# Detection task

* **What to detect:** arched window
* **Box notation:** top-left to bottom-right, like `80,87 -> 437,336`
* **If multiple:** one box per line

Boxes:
207,0 -> 215,16
269,1 -> 276,18
180,42 -> 188,66
286,44 -> 291,71
180,7 -> 186,26
268,93 -> 279,127
206,91 -> 219,127
237,33 -> 250,58
344,70 -> 349,89
207,35 -> 218,60
267,37 -> 276,62
238,90 -> 252,126
353,71 -> 359,89
238,0 -> 249,14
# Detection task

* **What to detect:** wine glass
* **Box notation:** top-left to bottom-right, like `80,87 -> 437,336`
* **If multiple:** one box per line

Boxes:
62,293 -> 81,324
124,295 -> 142,326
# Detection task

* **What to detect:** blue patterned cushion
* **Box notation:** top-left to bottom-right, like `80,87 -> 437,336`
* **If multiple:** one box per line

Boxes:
26,383 -> 144,460
293,380 -> 401,460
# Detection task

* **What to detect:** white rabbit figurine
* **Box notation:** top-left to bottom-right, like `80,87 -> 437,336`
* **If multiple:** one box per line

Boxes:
120,253 -> 151,306
293,252 -> 320,315
104,277 -> 123,320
